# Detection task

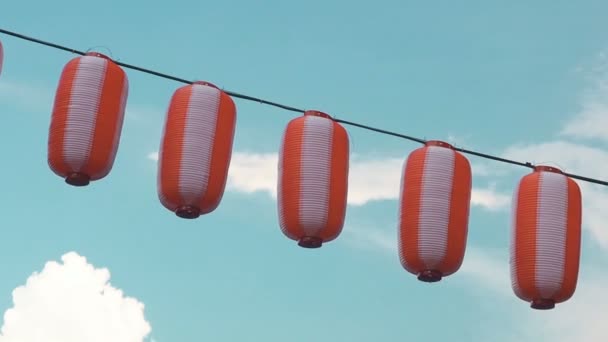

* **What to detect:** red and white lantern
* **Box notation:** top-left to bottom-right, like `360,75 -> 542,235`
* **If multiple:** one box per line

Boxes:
277,110 -> 349,248
157,81 -> 237,219
398,140 -> 472,282
510,165 -> 582,310
48,52 -> 129,186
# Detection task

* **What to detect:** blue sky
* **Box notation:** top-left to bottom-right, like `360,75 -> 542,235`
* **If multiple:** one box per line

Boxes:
1,1 -> 608,341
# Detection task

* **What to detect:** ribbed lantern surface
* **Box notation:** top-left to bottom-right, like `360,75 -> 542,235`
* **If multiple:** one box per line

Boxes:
157,81 -> 236,219
277,110 -> 349,248
398,140 -> 472,282
48,52 -> 129,186
510,165 -> 582,310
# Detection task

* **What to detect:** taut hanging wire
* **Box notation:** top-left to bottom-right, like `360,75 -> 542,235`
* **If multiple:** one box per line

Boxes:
0,27 -> 606,187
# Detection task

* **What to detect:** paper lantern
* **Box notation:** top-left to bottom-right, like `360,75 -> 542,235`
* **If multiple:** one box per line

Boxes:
510,165 -> 582,310
47,52 -> 129,186
398,140 -> 472,282
157,81 -> 236,219
277,110 -> 349,248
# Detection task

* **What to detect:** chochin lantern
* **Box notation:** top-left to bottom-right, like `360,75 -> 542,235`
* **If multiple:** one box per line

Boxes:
510,165 -> 582,310
47,52 -> 129,186
277,110 -> 349,248
398,140 -> 472,282
157,81 -> 237,219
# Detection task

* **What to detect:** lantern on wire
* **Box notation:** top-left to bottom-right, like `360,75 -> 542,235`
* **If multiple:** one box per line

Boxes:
47,52 -> 129,186
277,110 -> 349,248
398,140 -> 472,282
157,81 -> 237,219
510,165 -> 582,310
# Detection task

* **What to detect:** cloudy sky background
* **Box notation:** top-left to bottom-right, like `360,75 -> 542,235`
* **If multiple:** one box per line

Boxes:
0,1 -> 607,341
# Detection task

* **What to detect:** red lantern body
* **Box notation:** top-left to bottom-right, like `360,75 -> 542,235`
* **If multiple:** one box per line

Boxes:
47,52 -> 129,186
157,81 -> 236,219
510,165 -> 582,310
277,110 -> 349,248
398,140 -> 472,282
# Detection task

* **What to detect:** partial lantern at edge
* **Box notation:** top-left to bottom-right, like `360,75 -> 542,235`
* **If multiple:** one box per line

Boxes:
398,140 -> 472,282
510,165 -> 582,310
47,52 -> 129,186
277,110 -> 349,248
157,81 -> 237,219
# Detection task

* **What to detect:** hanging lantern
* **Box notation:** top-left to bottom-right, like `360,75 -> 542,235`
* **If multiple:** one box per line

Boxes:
510,165 -> 582,310
157,81 -> 237,219
277,110 -> 349,248
47,52 -> 129,186
398,140 -> 472,282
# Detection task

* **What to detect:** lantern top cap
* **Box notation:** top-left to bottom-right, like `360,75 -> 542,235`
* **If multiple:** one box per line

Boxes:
84,51 -> 112,61
304,110 -> 332,119
192,80 -> 220,89
534,165 -> 563,174
425,140 -> 454,149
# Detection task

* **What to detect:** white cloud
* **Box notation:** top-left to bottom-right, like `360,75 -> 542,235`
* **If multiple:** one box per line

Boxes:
470,186 -> 510,211
0,252 -> 152,342
225,152 -> 279,197
147,151 -> 159,162
561,50 -> 608,143
345,225 -> 398,256
148,150 -> 511,210
0,78 -> 54,112
561,99 -> 608,143
531,273 -> 608,341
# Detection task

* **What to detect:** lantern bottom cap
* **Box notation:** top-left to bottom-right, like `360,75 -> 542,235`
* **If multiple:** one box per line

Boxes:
175,205 -> 201,219
65,172 -> 90,186
417,270 -> 443,282
531,298 -> 555,310
298,236 -> 323,249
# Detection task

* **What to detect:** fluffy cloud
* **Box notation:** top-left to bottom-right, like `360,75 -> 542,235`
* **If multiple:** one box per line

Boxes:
0,252 -> 152,342
560,51 -> 608,143
0,78 -> 54,112
148,150 -> 511,210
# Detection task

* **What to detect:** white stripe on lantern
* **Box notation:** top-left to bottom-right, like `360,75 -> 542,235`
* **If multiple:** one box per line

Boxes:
178,84 -> 220,204
95,72 -> 128,179
510,181 -> 522,296
535,171 -> 568,298
62,56 -> 107,171
418,146 -> 455,269
298,116 -> 333,235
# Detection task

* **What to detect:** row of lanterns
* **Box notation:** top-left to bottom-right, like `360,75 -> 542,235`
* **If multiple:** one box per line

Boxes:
0,45 -> 584,310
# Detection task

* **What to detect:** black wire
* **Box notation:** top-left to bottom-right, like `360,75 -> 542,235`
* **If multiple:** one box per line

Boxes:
334,118 -> 426,144
454,147 -> 534,169
1,27 -> 607,187
565,173 -> 608,187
